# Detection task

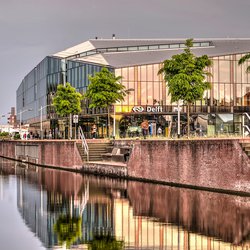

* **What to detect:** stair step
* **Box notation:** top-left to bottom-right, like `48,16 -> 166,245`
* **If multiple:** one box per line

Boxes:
77,141 -> 112,162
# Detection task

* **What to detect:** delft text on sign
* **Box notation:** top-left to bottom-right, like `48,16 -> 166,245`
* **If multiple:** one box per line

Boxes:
132,106 -> 163,113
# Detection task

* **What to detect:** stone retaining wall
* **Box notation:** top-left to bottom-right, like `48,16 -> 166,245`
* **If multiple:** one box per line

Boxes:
0,140 -> 83,169
117,139 -> 250,194
1,138 -> 250,194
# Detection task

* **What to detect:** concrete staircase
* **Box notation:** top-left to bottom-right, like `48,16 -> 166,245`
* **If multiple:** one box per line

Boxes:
77,141 -> 112,162
240,142 -> 250,157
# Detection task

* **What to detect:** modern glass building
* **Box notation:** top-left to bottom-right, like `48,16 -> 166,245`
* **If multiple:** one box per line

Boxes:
16,38 -> 250,138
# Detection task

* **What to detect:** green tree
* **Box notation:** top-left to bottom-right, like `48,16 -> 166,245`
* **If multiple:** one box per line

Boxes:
84,67 -> 126,137
88,234 -> 124,250
158,39 -> 212,137
53,82 -> 83,138
54,215 -> 82,249
238,53 -> 250,72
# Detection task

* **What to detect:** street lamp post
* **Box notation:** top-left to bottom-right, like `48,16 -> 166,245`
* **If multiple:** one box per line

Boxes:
39,105 -> 50,139
113,105 -> 116,138
18,108 -> 32,135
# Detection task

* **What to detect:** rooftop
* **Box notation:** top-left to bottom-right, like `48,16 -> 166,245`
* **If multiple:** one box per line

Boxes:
53,38 -> 250,68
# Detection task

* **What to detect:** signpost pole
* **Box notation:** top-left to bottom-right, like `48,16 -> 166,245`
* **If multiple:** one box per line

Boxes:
73,115 -> 79,139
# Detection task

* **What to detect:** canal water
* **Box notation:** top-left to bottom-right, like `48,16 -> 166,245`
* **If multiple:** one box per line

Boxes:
0,158 -> 250,250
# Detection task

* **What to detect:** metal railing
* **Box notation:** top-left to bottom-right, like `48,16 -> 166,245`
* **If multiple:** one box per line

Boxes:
78,126 -> 89,162
242,112 -> 250,138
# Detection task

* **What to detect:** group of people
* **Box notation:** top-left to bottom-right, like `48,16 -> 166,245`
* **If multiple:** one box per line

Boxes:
23,131 -> 40,140
90,121 -> 163,139
141,119 -> 163,139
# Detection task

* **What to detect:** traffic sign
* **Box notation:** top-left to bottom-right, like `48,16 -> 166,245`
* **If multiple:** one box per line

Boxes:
73,115 -> 79,123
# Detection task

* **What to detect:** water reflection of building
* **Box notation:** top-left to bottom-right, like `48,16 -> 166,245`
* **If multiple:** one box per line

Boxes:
114,198 -> 250,250
16,168 -> 89,248
3,163 -> 249,250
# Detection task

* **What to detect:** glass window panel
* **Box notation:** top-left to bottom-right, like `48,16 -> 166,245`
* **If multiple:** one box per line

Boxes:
201,42 -> 210,47
153,82 -> 160,104
134,81 -> 138,105
107,48 -> 117,52
117,47 -> 127,51
236,54 -> 245,60
86,51 -> 96,56
219,60 -> 230,83
128,81 -> 135,105
213,83 -> 219,105
193,42 -> 200,47
243,84 -> 250,106
242,63 -> 248,83
235,63 -> 242,83
128,46 -> 138,51
219,84 -> 225,105
165,86 -> 170,105
115,68 -> 122,77
149,45 -> 159,50
140,66 -> 147,81
212,60 -> 219,82
159,44 -> 170,49
224,84 -> 231,106
122,82 -> 129,105
128,67 -> 135,81
169,44 -> 179,49
141,82 -> 147,105
147,65 -> 153,82
122,68 -> 128,81
153,64 -> 160,81
138,46 -> 148,50
147,82 -> 153,105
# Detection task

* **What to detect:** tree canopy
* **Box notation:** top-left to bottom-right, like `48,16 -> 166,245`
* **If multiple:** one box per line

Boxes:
84,67 -> 126,108
53,82 -> 83,117
238,53 -> 250,72
54,215 -> 82,249
88,234 -> 124,250
158,38 -> 212,136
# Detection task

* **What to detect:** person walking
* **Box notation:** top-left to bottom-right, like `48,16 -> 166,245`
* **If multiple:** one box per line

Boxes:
157,126 -> 162,137
91,124 -> 97,139
141,119 -> 149,139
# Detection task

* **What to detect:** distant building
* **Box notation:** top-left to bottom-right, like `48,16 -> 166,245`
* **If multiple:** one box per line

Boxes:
16,38 -> 250,137
8,107 -> 17,127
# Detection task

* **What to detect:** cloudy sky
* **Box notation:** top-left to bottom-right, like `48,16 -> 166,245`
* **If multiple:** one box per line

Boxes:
0,0 -> 250,122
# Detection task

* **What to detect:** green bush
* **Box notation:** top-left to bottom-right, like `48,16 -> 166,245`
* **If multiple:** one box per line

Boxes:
13,133 -> 21,140
0,132 -> 10,139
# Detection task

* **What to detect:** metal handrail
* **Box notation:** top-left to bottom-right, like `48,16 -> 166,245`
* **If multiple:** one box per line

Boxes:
244,125 -> 250,133
243,113 -> 250,138
78,126 -> 89,162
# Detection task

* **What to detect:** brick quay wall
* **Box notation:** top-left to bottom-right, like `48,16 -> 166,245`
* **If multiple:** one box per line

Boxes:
117,139 -> 250,194
0,140 -> 83,170
1,139 -> 250,194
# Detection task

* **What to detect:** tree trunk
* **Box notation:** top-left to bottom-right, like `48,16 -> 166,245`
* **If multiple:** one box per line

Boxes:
107,106 -> 110,138
69,113 -> 72,139
187,104 -> 190,138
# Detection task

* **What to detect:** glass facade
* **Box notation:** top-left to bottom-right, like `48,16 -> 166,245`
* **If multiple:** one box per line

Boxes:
16,41 -> 250,138
17,57 -> 108,126
108,53 -> 250,137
